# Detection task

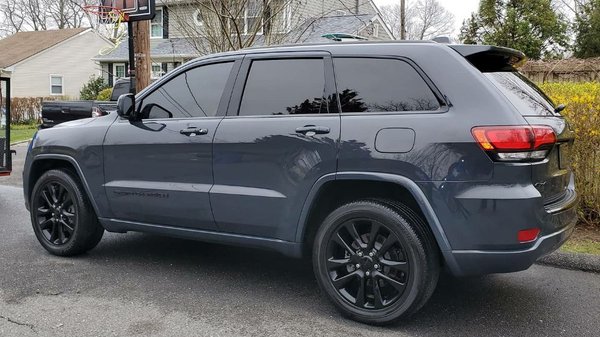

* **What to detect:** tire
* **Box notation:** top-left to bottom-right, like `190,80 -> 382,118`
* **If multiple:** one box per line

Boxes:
312,200 -> 439,325
30,169 -> 104,256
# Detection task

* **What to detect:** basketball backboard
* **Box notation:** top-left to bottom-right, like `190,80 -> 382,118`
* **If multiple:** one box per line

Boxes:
99,0 -> 156,22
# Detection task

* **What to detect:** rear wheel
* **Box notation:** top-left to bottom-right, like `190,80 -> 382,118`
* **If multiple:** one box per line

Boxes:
313,200 -> 439,325
30,169 -> 104,256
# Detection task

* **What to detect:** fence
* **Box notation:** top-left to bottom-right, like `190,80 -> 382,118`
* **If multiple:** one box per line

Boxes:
521,58 -> 600,83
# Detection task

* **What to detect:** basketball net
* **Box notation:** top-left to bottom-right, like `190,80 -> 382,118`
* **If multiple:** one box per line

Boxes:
83,5 -> 129,56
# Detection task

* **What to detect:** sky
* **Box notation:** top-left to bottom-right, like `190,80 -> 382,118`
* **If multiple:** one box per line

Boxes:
373,0 -> 481,36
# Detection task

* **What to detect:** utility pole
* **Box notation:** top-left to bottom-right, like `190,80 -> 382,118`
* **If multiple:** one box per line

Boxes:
132,20 -> 151,94
400,0 -> 406,40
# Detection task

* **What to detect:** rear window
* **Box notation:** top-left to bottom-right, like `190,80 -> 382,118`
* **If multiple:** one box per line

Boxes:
334,58 -> 440,113
111,81 -> 130,100
484,72 -> 557,116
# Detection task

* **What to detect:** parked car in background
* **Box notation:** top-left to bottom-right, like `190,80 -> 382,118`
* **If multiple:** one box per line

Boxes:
40,78 -> 131,128
23,42 -> 577,325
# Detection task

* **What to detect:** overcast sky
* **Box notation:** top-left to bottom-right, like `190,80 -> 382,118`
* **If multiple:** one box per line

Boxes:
373,0 -> 481,35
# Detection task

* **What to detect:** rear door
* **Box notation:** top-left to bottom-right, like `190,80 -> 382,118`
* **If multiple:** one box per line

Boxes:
484,71 -> 576,207
103,57 -> 240,230
211,52 -> 340,240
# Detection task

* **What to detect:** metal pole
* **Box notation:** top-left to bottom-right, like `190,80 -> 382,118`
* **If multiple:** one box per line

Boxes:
127,21 -> 136,95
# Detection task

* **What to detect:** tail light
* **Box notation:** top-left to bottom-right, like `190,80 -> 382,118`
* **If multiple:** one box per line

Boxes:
471,125 -> 556,162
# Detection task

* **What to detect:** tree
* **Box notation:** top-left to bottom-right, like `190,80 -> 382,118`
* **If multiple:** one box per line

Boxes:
458,0 -> 568,60
0,0 -> 90,36
380,0 -> 455,40
574,0 -> 600,58
165,0 -> 303,54
460,13 -> 480,45
80,76 -> 110,100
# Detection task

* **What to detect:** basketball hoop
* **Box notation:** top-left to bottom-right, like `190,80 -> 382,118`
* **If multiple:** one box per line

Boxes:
83,5 -> 129,56
83,5 -> 129,24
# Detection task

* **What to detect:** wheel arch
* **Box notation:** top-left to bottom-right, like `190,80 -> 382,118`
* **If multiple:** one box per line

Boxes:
27,154 -> 101,216
296,172 -> 459,271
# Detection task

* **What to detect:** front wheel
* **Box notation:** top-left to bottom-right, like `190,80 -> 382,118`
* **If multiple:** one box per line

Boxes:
30,169 -> 104,256
312,200 -> 439,325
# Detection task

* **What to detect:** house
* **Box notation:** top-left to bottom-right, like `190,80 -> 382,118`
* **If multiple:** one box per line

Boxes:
0,28 -> 113,98
93,0 -> 393,86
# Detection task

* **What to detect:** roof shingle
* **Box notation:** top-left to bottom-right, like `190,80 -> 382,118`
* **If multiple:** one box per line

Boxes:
0,28 -> 89,68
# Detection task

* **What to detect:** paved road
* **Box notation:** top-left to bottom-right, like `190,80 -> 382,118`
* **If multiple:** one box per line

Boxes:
1,185 -> 599,336
0,142 -> 27,187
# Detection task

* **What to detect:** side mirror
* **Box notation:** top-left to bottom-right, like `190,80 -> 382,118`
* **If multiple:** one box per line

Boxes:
116,93 -> 136,120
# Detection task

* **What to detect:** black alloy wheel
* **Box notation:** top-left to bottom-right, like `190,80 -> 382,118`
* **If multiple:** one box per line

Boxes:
30,169 -> 104,256
326,218 -> 410,309
35,181 -> 77,245
313,200 -> 439,325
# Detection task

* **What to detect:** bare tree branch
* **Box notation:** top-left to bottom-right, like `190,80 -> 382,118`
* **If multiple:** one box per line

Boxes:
380,0 -> 455,40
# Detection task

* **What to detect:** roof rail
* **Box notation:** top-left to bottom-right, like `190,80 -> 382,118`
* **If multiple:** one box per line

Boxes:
321,33 -> 368,41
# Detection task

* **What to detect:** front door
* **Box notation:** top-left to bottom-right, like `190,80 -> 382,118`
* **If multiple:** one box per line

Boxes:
211,53 -> 340,240
103,59 -> 239,230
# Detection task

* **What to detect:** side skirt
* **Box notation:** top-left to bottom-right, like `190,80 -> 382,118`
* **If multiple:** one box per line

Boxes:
98,218 -> 304,258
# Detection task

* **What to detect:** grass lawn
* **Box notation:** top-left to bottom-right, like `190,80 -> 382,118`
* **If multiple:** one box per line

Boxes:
561,225 -> 600,255
3,124 -> 38,144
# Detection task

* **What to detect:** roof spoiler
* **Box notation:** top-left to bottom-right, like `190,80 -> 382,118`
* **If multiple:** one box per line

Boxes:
449,45 -> 527,71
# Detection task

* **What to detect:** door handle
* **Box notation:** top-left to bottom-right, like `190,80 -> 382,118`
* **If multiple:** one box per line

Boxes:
295,125 -> 330,135
180,127 -> 208,136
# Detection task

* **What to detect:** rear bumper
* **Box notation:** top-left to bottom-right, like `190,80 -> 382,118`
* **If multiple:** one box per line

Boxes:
448,204 -> 577,276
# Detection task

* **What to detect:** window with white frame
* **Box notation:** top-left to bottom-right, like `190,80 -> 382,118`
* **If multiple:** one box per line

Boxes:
373,23 -> 380,38
231,0 -> 263,35
50,75 -> 63,95
273,0 -> 292,33
246,0 -> 263,34
193,8 -> 204,27
113,63 -> 126,79
151,63 -> 164,78
151,8 -> 163,38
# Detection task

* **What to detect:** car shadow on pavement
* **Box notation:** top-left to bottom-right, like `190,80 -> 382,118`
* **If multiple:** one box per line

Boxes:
74,232 -> 551,335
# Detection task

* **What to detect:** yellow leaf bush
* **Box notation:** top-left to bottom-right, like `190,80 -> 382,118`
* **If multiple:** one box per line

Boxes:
539,82 -> 600,226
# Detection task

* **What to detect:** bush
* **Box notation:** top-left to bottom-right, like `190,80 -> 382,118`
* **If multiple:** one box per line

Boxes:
97,88 -> 112,101
4,96 -> 66,124
539,82 -> 600,226
80,76 -> 109,100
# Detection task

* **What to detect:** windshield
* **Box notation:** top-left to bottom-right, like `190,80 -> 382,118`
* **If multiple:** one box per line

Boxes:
484,72 -> 558,116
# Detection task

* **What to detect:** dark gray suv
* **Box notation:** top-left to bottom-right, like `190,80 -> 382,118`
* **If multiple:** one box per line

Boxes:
23,42 -> 577,325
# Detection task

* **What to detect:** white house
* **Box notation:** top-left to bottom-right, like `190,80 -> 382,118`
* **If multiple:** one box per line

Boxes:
0,28 -> 113,98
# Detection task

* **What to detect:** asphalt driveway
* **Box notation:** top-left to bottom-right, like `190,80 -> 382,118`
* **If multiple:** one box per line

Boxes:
0,184 -> 599,337
0,142 -> 27,187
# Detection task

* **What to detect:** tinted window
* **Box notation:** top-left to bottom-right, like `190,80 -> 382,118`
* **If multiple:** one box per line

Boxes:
111,81 -> 130,101
141,62 -> 233,119
485,72 -> 557,116
239,59 -> 326,116
334,58 -> 440,113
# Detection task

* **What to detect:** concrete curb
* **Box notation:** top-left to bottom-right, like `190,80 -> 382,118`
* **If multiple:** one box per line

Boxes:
537,251 -> 600,273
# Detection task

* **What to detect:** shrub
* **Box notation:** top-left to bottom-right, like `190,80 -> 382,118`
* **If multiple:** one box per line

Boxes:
80,76 -> 110,100
5,96 -> 66,124
539,82 -> 600,226
97,88 -> 112,101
